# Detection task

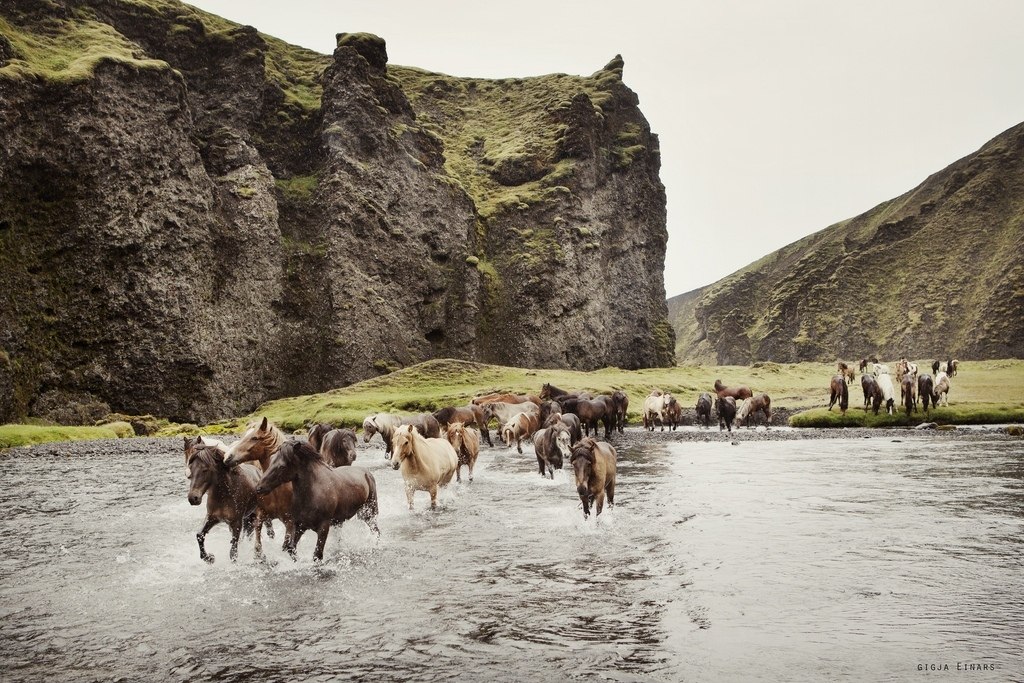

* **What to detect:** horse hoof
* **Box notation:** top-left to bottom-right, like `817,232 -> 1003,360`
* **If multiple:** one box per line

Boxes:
203,554 -> 215,564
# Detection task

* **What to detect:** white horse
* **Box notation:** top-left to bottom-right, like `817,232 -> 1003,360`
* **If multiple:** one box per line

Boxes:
642,392 -> 672,431
482,401 -> 540,429
391,425 -> 458,510
873,363 -> 891,377
933,371 -> 951,407
876,372 -> 896,414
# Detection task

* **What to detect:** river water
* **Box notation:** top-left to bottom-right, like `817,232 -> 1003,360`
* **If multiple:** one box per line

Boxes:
0,434 -> 1021,682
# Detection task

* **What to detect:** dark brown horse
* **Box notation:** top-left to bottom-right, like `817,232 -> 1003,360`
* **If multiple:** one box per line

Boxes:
663,396 -> 682,430
695,392 -> 713,428
918,374 -> 934,413
714,380 -> 753,401
717,396 -> 737,432
533,421 -> 572,478
187,444 -> 260,564
539,383 -> 572,401
901,374 -> 917,416
570,438 -> 617,519
574,398 -> 614,439
828,374 -> 849,414
545,411 -> 583,445
307,423 -> 358,467
931,360 -> 941,377
861,374 -> 883,415
433,404 -> 493,447
611,390 -> 629,433
256,440 -> 380,563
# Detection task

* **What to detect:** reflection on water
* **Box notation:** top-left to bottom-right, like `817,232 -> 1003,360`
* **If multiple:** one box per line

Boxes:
0,436 -> 1021,681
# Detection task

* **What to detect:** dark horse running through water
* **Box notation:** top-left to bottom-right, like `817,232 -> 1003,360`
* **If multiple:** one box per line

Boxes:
186,444 -> 260,564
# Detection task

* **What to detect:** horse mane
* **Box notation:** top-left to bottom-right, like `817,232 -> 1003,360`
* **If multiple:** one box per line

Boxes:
243,418 -> 284,452
280,438 -> 322,462
188,444 -> 227,469
392,425 -> 422,467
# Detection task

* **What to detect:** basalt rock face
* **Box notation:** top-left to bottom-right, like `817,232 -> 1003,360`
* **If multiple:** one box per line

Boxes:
670,121 -> 1024,364
0,1 -> 673,423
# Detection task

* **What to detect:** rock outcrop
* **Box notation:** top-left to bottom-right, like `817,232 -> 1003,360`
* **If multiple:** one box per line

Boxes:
0,0 -> 673,423
670,121 -> 1024,364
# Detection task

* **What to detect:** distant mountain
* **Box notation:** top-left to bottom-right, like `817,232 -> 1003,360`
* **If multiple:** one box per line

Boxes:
670,121 -> 1024,364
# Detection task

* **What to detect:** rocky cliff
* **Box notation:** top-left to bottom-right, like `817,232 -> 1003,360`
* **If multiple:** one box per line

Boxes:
670,121 -> 1024,364
0,0 -> 673,423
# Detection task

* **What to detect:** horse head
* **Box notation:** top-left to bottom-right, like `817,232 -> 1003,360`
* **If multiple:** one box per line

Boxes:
570,444 -> 597,506
187,445 -> 228,505
255,439 -> 306,495
362,416 -> 379,443
391,424 -> 418,470
224,417 -> 277,467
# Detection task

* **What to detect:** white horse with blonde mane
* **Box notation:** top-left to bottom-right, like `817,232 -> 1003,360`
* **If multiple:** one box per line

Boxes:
642,392 -> 673,431
391,425 -> 458,510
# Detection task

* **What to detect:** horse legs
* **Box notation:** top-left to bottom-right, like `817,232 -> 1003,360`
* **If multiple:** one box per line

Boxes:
405,484 -> 416,511
594,490 -> 606,517
313,522 -> 332,563
253,510 -> 266,559
537,454 -> 546,477
229,520 -> 243,562
429,485 -> 439,510
286,526 -> 306,560
455,463 -> 462,483
196,516 -> 219,564
516,437 -> 523,455
481,423 -> 493,447
264,518 -> 275,539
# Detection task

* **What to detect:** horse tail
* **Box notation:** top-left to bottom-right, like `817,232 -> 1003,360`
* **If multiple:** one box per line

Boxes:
840,382 -> 848,411
361,471 -> 380,522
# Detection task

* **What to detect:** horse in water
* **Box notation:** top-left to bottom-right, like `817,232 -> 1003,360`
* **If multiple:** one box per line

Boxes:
224,417 -> 293,558
574,397 -> 614,439
663,395 -> 683,430
256,440 -> 379,563
901,374 -> 917,416
570,439 -> 616,520
611,390 -> 629,433
362,413 -> 441,459
445,422 -> 480,483
714,380 -> 753,401
183,435 -> 228,479
433,405 -> 492,447
501,411 -> 539,454
391,424 -> 458,511
828,375 -> 849,414
918,374 -> 934,413
308,423 -> 357,467
736,393 -> 771,428
861,374 -> 883,414
717,396 -> 737,432
187,443 -> 260,564
533,421 -> 572,479
695,392 -> 713,428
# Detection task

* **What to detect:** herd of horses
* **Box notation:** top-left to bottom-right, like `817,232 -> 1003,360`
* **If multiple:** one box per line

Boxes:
641,380 -> 772,433
829,357 -> 958,416
183,384 -> 625,564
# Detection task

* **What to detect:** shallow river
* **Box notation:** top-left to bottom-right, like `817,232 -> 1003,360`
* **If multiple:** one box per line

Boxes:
1,434 -> 1021,681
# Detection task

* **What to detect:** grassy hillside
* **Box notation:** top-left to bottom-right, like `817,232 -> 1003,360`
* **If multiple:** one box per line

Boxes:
671,121 -> 1024,364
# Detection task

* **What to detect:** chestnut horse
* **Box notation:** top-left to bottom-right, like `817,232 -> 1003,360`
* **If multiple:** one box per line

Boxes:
501,411 -> 540,453
187,444 -> 260,564
663,396 -> 683,430
445,422 -> 480,483
737,393 -> 772,428
391,425 -> 458,510
224,417 -> 294,558
828,374 -> 849,414
714,380 -> 753,401
433,405 -> 492,447
695,392 -> 713,428
255,440 -> 379,562
717,396 -> 737,432
837,362 -> 855,385
570,438 -> 617,520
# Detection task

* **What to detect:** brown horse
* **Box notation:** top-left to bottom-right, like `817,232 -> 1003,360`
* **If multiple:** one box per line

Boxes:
256,440 -> 379,563
574,397 -> 614,439
949,359 -> 959,377
183,435 -> 228,478
445,422 -> 480,483
187,444 -> 260,564
837,362 -> 855,385
918,374 -> 934,413
307,423 -> 357,467
223,417 -> 294,558
533,421 -> 572,479
545,411 -> 583,445
714,379 -> 753,401
901,374 -> 917,416
362,413 -> 441,458
737,393 -> 772,427
717,396 -> 737,432
663,396 -> 683,430
695,392 -> 713,428
611,390 -> 629,433
501,412 -> 540,454
433,405 -> 493,447
472,392 -> 541,407
828,375 -> 849,414
570,438 -> 617,520
861,374 -> 883,415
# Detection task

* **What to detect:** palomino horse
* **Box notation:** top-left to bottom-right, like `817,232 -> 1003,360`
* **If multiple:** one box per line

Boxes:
533,421 -> 572,479
695,392 -> 713,428
391,425 -> 458,510
308,423 -> 357,467
918,374 -> 934,413
187,443 -> 260,564
829,375 -> 849,414
714,380 -> 753,401
445,422 -> 480,482
362,413 -> 441,458
224,417 -> 294,558
255,440 -> 379,563
570,438 -> 617,520
901,374 -> 917,416
861,374 -> 883,415
737,393 -> 771,427
717,396 -> 737,432
433,405 -> 492,447
837,362 -> 855,385
933,371 -> 951,407
501,411 -> 539,454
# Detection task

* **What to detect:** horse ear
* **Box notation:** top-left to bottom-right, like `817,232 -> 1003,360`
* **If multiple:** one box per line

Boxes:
259,416 -> 268,432
196,436 -> 205,445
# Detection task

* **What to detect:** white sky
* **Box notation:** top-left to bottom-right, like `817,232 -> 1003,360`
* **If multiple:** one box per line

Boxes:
187,0 -> 1024,297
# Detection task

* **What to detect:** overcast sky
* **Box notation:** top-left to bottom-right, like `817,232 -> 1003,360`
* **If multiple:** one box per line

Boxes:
187,0 -> 1024,297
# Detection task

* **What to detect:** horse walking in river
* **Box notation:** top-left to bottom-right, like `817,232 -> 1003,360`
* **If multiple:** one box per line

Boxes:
533,421 -> 572,479
183,435 -> 227,479
434,405 -> 493,447
255,440 -> 379,563
308,423 -> 357,467
717,396 -> 737,432
445,422 -> 480,483
362,413 -> 440,459
391,425 -> 458,511
736,393 -> 771,428
187,443 -> 260,564
695,392 -> 713,428
570,438 -> 617,520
